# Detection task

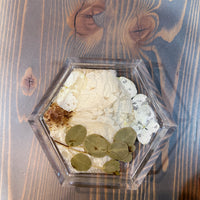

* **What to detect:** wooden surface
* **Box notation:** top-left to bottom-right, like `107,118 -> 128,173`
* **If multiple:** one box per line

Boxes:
0,0 -> 200,199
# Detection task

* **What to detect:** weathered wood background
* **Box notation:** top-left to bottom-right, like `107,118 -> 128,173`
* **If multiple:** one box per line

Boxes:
0,0 -> 200,199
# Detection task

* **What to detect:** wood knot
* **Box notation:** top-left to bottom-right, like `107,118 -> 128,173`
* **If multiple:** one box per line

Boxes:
67,0 -> 105,38
21,67 -> 37,96
128,15 -> 157,45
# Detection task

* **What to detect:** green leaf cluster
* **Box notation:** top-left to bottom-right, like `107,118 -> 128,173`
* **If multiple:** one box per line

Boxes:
64,125 -> 137,174
108,127 -> 137,162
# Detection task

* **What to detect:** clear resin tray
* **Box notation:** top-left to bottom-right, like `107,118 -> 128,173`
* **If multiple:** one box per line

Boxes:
28,57 -> 176,190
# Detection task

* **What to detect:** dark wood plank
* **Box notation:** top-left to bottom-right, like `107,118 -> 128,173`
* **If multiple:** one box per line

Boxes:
0,0 -> 199,199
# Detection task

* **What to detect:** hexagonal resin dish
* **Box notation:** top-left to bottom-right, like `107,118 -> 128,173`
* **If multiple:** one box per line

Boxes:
28,58 -> 176,190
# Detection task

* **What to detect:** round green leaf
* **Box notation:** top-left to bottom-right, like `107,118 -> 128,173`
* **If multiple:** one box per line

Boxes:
71,153 -> 91,171
84,134 -> 110,157
65,125 -> 87,146
103,160 -> 120,174
114,127 -> 137,148
129,144 -> 136,152
108,142 -> 129,161
121,152 -> 133,163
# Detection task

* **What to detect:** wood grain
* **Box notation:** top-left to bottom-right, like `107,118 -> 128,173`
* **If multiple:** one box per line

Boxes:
0,0 -> 199,199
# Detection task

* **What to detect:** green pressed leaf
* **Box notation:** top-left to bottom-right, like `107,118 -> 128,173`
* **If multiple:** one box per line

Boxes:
114,127 -> 137,148
114,171 -> 120,176
129,144 -> 136,152
108,142 -> 129,161
103,160 -> 120,174
121,152 -> 133,162
84,134 -> 110,157
71,153 -> 91,171
65,125 -> 87,146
